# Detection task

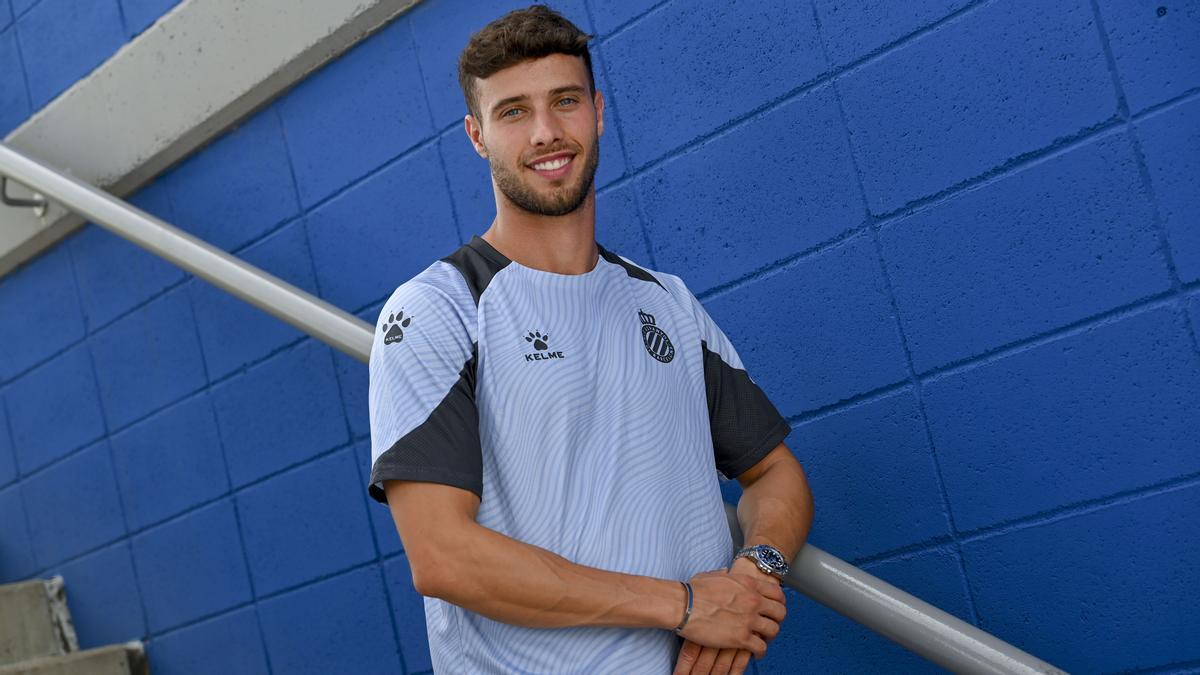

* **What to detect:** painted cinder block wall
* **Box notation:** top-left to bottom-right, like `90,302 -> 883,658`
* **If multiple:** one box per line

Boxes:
2,0 -> 1198,672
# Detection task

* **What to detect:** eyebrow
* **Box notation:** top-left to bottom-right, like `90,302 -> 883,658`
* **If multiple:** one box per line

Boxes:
490,85 -> 588,116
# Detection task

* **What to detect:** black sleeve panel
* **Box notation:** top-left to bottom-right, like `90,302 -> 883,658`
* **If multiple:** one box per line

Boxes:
368,347 -> 483,504
702,340 -> 792,479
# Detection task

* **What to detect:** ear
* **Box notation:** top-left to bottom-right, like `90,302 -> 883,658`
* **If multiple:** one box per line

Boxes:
594,89 -> 606,139
464,114 -> 488,158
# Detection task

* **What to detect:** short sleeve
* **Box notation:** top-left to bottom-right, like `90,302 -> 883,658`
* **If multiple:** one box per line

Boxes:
671,277 -> 791,479
367,266 -> 482,503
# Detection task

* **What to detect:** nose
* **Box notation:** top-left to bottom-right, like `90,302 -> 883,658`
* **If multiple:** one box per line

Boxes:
529,107 -> 563,147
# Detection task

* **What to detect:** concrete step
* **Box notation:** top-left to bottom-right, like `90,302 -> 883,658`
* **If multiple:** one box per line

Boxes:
0,578 -> 77,667
0,643 -> 146,675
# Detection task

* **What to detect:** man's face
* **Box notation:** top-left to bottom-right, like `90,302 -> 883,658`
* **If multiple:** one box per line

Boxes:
466,54 -> 604,217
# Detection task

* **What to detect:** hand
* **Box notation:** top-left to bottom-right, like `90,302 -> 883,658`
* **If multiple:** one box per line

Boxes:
673,639 -> 752,675
673,560 -> 786,674
674,569 -> 786,659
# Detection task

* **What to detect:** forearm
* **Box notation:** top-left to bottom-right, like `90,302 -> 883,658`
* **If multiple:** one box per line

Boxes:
415,520 -> 686,631
736,453 -> 813,562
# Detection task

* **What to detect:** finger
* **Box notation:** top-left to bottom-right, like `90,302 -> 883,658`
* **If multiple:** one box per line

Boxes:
691,645 -> 719,675
757,593 -> 787,624
748,635 -> 768,660
711,647 -> 738,675
674,640 -> 701,675
753,616 -> 781,642
755,578 -> 786,603
759,595 -> 787,623
731,650 -> 752,675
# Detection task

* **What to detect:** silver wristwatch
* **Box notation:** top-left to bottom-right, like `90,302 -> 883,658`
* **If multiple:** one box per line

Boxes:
733,544 -> 790,580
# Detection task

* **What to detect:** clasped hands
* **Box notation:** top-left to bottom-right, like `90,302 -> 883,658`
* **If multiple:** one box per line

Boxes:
672,558 -> 787,675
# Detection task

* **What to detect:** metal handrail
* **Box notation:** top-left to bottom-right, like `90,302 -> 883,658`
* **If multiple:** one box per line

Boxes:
0,142 -> 1064,674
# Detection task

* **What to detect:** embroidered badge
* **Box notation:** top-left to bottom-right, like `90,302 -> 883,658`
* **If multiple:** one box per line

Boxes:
639,310 -> 675,363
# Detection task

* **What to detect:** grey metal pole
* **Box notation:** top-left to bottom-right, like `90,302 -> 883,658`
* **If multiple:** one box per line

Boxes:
723,505 -> 1064,674
0,143 -> 373,363
2,140 -> 1066,675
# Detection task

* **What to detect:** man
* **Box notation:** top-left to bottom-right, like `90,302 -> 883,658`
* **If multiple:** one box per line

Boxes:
367,5 -> 814,673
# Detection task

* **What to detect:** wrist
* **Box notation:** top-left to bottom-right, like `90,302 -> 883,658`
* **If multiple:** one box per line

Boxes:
730,545 -> 788,583
655,578 -> 691,631
729,555 -> 775,579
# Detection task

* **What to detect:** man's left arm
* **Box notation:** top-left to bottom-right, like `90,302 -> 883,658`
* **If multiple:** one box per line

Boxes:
732,442 -> 814,571
674,443 -> 813,675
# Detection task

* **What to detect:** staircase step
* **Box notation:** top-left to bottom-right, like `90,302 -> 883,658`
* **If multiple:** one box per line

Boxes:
0,578 -> 77,666
0,643 -> 146,675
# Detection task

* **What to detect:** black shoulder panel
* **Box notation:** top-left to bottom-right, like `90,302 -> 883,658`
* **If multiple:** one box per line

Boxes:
441,236 -> 512,306
701,340 -> 791,479
597,243 -> 668,293
368,343 -> 483,503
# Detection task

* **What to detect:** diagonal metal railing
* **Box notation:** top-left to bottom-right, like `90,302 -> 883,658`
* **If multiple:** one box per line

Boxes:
0,142 -> 1065,674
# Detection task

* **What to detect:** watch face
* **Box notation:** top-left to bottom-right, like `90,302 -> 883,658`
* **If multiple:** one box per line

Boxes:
758,546 -> 786,570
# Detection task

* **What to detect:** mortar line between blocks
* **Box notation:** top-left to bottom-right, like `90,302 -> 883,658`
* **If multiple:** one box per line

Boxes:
916,291 -> 1181,385
587,39 -> 658,269
409,17 -> 464,255
579,79 -> 1124,278
602,0 -> 993,176
14,333 -> 318,486
1112,656 -> 1200,675
113,0 -> 129,40
9,10 -> 35,120
1087,0 -> 1199,360
65,241 -> 156,636
810,5 -> 981,625
864,470 -> 1200,568
36,437 -> 364,577
182,282 -> 277,675
591,0 -> 671,46
203,397 -> 277,675
333,351 -> 408,675
958,470 -> 1200,546
273,106 -> 309,235
1130,85 -> 1200,122
696,224 -> 870,303
298,132 -> 442,218
9,400 -> 42,574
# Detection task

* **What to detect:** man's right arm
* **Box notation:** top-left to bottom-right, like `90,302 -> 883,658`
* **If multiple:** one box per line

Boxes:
385,479 -> 786,656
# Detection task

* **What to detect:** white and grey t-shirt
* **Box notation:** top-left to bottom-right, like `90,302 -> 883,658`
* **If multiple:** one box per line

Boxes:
368,235 -> 790,674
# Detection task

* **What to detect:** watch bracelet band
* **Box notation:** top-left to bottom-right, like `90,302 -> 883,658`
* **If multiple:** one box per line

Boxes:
674,581 -> 693,635
733,545 -> 788,578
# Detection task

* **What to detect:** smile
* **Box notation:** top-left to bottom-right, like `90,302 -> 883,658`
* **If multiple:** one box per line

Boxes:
527,153 -> 575,179
532,156 -> 571,171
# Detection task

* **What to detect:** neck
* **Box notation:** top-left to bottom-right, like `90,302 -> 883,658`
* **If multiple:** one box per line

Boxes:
481,188 -> 598,275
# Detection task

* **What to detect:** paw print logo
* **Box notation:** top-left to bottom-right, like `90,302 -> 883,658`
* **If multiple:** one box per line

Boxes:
524,330 -> 549,351
382,311 -> 412,345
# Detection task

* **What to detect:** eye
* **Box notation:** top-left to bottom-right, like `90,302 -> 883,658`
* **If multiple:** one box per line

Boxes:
500,108 -> 522,119
557,97 -> 579,107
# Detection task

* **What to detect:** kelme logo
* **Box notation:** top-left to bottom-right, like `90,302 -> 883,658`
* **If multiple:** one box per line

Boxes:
382,311 -> 412,345
524,330 -> 564,362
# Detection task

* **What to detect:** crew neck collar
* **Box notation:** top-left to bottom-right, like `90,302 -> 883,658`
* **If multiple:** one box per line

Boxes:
467,235 -> 608,279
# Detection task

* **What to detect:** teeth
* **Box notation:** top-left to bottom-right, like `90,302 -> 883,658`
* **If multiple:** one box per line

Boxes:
532,156 -> 571,171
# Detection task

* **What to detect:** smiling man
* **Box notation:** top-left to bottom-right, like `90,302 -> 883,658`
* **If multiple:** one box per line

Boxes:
366,5 -> 814,674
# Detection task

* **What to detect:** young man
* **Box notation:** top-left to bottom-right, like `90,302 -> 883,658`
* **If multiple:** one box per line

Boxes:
367,6 -> 814,673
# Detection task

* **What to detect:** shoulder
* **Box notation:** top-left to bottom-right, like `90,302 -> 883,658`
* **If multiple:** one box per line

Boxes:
373,260 -> 477,347
596,244 -> 690,300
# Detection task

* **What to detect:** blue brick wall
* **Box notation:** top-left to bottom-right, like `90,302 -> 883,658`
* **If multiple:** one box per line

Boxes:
1,1 -> 1197,673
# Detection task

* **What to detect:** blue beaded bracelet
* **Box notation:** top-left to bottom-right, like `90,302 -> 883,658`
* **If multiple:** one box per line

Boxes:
674,581 -> 694,635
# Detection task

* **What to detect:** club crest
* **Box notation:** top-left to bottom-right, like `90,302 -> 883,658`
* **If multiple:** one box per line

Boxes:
638,310 -> 675,363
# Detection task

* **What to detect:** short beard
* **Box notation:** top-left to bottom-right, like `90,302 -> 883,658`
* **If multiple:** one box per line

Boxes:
489,133 -> 600,217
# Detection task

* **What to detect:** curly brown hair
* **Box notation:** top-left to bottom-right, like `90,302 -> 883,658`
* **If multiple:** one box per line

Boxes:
458,5 -> 595,121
